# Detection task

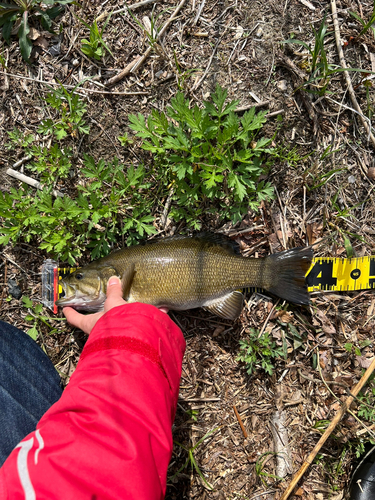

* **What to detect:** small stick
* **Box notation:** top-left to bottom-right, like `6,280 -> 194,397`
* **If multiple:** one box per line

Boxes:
6,168 -> 64,198
331,0 -> 375,148
191,38 -> 221,91
234,101 -> 270,113
233,404 -> 248,438
0,260 -> 7,311
0,70 -> 147,96
106,0 -> 187,86
96,0 -> 158,22
280,355 -> 375,500
192,0 -> 206,25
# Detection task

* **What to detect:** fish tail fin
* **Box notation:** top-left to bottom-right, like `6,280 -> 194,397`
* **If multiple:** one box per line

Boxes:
265,246 -> 313,305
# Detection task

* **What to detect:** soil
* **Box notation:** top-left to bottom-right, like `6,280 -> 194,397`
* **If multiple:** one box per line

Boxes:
1,0 -> 375,499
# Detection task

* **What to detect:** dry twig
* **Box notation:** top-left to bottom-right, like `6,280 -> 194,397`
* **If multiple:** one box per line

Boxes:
106,0 -> 187,87
280,356 -> 375,500
331,0 -> 375,148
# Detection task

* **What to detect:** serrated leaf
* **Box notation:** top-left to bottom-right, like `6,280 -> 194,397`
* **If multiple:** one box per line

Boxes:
27,326 -> 38,340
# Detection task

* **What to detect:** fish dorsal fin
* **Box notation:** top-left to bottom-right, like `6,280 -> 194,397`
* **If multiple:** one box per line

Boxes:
121,263 -> 136,300
196,232 -> 241,255
203,291 -> 243,320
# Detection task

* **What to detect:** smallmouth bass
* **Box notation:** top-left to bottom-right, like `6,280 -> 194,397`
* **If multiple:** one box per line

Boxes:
56,234 -> 313,319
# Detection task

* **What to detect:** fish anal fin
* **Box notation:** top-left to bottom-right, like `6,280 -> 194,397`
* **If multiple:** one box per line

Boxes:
203,291 -> 243,320
121,263 -> 136,300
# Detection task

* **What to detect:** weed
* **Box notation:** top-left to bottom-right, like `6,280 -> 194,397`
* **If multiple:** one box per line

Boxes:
77,14 -> 114,61
126,4 -> 167,49
0,49 -> 6,68
349,4 -> 375,38
6,128 -> 34,149
171,427 -> 219,489
118,132 -> 134,147
6,131 -> 73,184
255,452 -> 284,486
129,84 -> 275,228
356,374 -> 375,423
22,295 -> 64,340
38,82 -> 90,140
173,49 -> 201,90
237,328 -> 285,376
0,152 -> 157,264
283,18 -> 367,96
0,0 -> 73,62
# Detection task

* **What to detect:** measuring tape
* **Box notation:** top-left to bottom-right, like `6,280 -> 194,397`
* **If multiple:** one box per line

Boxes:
42,256 -> 375,313
306,256 -> 375,292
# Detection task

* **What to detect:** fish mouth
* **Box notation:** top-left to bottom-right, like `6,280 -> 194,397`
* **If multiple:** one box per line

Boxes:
55,283 -> 106,312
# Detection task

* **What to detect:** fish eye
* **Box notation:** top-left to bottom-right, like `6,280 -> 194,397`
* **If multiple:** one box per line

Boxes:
76,273 -> 84,280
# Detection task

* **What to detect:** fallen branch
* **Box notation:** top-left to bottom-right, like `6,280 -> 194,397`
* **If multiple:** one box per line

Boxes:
331,0 -> 375,148
6,168 -> 64,198
106,0 -> 187,87
270,410 -> 293,477
280,355 -> 375,500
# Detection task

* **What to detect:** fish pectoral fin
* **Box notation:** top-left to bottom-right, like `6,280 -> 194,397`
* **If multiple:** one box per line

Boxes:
203,291 -> 243,320
121,263 -> 136,300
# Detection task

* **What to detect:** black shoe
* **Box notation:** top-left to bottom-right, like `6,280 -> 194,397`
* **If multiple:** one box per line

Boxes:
350,445 -> 375,499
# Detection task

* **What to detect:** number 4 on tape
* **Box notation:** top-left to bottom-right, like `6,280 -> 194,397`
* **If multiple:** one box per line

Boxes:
306,256 -> 375,292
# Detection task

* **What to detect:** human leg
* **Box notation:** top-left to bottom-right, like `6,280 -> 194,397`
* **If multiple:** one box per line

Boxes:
0,320 -> 63,465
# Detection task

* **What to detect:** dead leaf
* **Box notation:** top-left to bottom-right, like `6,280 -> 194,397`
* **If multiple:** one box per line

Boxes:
356,355 -> 374,369
213,326 -> 225,337
274,310 -> 294,323
313,309 -> 336,334
306,222 -> 323,245
28,27 -> 41,41
34,36 -> 49,50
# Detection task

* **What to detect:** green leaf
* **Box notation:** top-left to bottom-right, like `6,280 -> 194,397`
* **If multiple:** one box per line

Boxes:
282,38 -> 312,57
22,296 -> 33,308
18,12 -> 32,62
27,326 -> 38,340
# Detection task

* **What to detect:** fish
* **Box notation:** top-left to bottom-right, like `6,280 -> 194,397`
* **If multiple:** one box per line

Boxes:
56,234 -> 313,320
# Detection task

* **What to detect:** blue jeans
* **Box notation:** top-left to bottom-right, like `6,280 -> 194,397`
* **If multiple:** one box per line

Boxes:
0,320 -> 63,466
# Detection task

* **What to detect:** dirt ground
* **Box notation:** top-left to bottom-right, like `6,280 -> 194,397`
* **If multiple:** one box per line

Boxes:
1,0 -> 375,498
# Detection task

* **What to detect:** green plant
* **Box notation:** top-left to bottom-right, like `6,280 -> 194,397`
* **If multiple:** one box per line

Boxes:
6,131 -> 73,184
129,84 -> 275,227
173,49 -> 201,90
77,14 -> 113,60
283,18 -> 366,96
357,374 -> 375,423
126,4 -> 167,49
29,143 -> 73,184
237,328 -> 285,376
22,295 -> 64,339
171,427 -> 219,489
185,408 -> 199,422
38,82 -> 90,140
255,452 -> 284,486
0,154 -> 157,264
118,132 -> 134,146
0,49 -> 6,68
0,0 -> 74,62
349,3 -> 375,38
6,127 -> 34,149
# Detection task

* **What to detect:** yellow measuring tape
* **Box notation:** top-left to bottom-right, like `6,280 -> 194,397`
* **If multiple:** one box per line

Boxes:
306,256 -> 375,292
